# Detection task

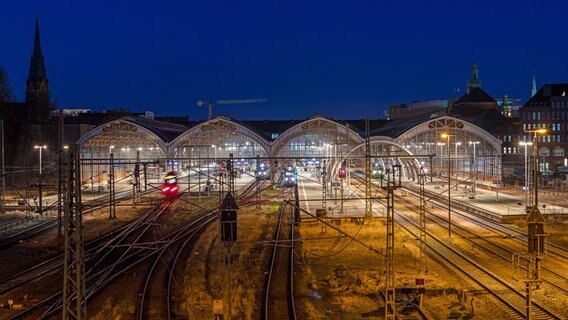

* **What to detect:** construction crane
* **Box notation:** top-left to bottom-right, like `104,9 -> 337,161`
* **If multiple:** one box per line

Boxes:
196,98 -> 267,120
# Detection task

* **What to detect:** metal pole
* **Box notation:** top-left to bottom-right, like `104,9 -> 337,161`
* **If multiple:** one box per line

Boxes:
109,153 -> 116,219
38,147 -> 43,215
187,159 -> 191,196
340,177 -> 344,215
473,143 -> 477,193
143,164 -> 147,191
447,136 -> 451,238
455,142 -> 459,191
58,110 -> 63,237
534,134 -> 539,206
429,155 -> 433,183
207,148 -> 210,196
0,120 -> 4,212
525,144 -> 529,209
198,148 -> 201,200
526,282 -> 533,320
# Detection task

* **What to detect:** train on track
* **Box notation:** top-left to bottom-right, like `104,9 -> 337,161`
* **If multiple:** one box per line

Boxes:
282,165 -> 297,187
161,171 -> 179,196
256,163 -> 270,180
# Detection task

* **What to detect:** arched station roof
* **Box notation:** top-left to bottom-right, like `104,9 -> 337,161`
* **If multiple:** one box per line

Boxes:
76,115 -> 501,163
394,116 -> 502,156
272,115 -> 363,157
77,118 -> 170,155
169,116 -> 271,157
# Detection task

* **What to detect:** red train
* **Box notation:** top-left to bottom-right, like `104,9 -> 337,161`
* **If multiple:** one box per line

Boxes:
161,171 -> 179,196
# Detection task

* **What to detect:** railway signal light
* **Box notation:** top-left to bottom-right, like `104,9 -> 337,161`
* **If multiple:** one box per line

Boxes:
338,167 -> 346,179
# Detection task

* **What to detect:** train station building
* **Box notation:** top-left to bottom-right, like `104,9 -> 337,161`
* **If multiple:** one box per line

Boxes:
76,114 -> 503,188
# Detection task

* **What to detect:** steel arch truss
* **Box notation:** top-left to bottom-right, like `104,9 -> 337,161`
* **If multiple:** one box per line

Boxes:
394,116 -> 502,181
169,117 -> 269,158
395,116 -> 501,157
334,137 -> 423,182
272,116 -> 363,162
77,119 -> 167,158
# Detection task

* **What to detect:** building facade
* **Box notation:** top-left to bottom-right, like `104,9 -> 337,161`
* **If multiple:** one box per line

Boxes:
519,84 -> 568,172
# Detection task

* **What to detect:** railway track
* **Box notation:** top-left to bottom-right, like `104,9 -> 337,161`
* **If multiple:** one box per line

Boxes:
7,196 -> 184,320
0,188 -> 154,251
137,180 -> 263,319
137,212 -> 218,319
139,179 -> 289,319
351,176 -> 564,319
263,200 -> 297,320
390,185 -> 568,317
403,182 -> 568,262
5,178 -> 276,319
393,211 -> 562,320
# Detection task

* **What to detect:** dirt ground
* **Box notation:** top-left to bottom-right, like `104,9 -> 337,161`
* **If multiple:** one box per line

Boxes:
179,206 -> 513,320
295,218 -> 515,320
177,202 -> 279,319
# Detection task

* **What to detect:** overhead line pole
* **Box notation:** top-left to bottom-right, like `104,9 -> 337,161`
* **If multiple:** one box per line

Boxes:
365,118 -> 372,219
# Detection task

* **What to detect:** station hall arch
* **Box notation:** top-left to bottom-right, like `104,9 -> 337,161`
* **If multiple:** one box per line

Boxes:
333,137 -> 422,183
272,116 -> 363,170
77,118 -> 169,189
394,116 -> 502,183
169,117 -> 270,172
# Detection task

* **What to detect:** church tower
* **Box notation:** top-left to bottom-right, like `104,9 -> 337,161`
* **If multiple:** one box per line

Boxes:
466,62 -> 481,94
25,15 -> 51,122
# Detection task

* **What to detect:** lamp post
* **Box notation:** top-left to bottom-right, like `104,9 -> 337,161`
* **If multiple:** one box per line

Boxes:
211,144 -> 217,163
520,141 -> 533,210
34,145 -> 47,215
524,129 -> 548,207
437,142 -> 444,169
454,142 -> 462,189
468,141 -> 480,194
441,133 -> 453,238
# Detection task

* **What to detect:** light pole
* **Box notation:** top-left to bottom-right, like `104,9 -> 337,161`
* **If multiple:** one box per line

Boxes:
454,142 -> 462,189
441,133 -> 454,238
524,129 -> 547,207
520,141 -> 533,210
34,145 -> 47,215
468,141 -> 480,194
211,144 -> 217,163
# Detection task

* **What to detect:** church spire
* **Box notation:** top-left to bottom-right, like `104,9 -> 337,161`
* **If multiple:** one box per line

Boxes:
466,62 -> 481,94
531,73 -> 537,97
25,15 -> 50,122
27,15 -> 47,85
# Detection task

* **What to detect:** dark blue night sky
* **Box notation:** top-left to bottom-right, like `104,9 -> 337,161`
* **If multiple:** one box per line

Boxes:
1,0 -> 568,120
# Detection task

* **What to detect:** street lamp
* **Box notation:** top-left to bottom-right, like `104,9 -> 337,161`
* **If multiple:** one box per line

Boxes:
454,142 -> 462,189
468,141 -> 480,194
211,144 -> 217,163
519,141 -> 533,210
34,145 -> 47,215
524,128 -> 548,207
34,145 -> 47,175
436,142 -> 445,169
109,145 -> 115,156
441,133 -> 454,238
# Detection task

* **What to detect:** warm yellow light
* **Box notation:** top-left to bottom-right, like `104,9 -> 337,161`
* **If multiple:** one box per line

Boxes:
441,133 -> 449,138
524,128 -> 548,134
